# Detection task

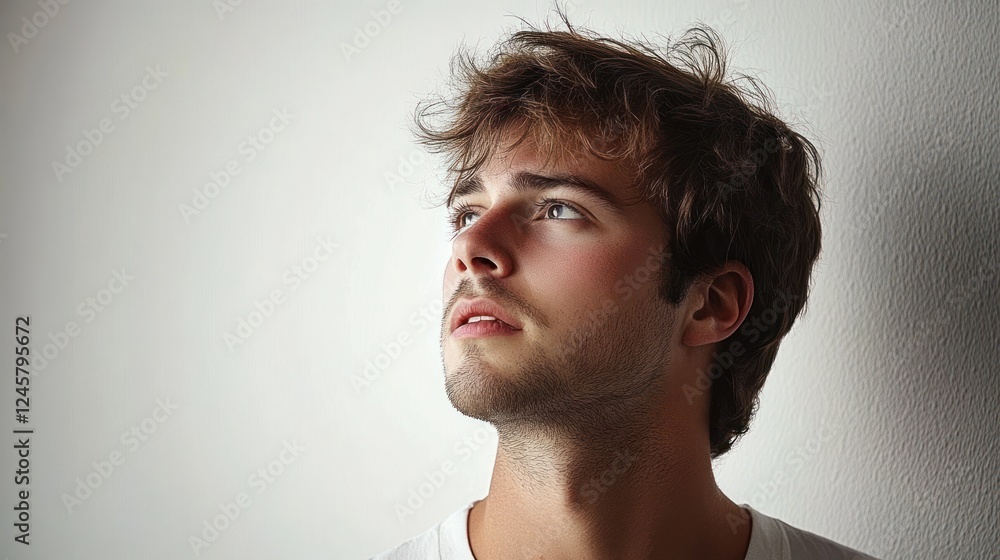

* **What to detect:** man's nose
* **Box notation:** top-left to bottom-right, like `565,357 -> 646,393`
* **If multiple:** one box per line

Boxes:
449,206 -> 519,278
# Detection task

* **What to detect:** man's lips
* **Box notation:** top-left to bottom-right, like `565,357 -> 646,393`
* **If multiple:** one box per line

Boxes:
452,318 -> 522,339
449,297 -> 523,333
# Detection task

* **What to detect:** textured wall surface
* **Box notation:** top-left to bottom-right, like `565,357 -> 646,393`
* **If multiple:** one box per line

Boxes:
0,1 -> 996,559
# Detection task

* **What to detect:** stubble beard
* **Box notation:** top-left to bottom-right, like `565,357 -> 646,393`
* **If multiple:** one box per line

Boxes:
442,297 -> 672,440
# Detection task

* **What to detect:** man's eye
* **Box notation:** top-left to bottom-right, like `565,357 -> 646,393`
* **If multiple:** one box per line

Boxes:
447,198 -> 586,235
447,202 -> 478,233
534,199 -> 586,221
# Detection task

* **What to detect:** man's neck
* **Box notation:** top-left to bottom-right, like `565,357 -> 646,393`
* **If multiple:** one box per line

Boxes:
467,419 -> 752,560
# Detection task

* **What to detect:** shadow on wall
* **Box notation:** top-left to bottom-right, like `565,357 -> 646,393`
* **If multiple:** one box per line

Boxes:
837,119 -> 999,558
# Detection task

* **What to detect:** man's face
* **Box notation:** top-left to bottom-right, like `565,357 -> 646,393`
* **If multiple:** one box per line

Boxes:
439,132 -> 679,429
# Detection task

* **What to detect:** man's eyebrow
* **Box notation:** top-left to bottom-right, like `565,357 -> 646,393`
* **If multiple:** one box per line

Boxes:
450,171 -> 627,215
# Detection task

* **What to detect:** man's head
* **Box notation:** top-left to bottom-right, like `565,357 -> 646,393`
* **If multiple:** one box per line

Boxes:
416,12 -> 823,459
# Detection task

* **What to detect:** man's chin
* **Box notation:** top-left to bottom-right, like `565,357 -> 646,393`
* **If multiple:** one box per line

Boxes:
443,362 -> 569,425
445,364 -> 520,420
443,366 -> 498,420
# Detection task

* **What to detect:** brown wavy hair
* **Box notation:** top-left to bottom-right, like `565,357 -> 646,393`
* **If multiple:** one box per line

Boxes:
412,7 -> 824,458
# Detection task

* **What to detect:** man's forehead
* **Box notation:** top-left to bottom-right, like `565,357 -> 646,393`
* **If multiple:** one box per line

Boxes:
453,132 -> 641,210
492,128 -> 634,181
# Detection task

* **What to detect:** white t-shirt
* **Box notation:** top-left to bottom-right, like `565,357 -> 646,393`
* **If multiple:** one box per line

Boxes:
370,500 -> 880,559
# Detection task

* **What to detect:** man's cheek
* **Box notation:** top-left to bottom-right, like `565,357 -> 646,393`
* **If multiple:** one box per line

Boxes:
442,268 -> 460,300
556,246 -> 618,280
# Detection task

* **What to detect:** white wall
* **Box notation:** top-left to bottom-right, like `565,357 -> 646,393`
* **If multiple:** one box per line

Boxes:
1,1 -> 997,558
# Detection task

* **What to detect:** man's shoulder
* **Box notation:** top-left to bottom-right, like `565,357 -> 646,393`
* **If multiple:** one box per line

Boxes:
744,504 -> 881,560
369,501 -> 879,560
369,501 -> 477,560
369,526 -> 441,560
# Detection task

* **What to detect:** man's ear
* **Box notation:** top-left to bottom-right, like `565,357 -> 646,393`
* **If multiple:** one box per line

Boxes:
680,262 -> 754,347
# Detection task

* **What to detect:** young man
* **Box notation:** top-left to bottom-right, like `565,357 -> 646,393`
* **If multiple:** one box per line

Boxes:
373,11 -> 879,560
